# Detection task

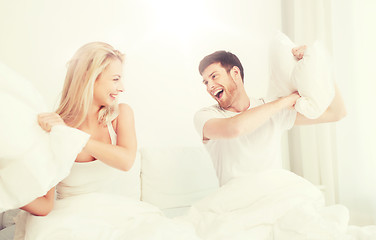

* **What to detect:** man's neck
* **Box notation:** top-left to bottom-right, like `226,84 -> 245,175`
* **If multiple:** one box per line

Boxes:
223,90 -> 250,113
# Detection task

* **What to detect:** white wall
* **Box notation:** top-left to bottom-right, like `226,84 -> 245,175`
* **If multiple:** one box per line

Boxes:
0,0 -> 281,148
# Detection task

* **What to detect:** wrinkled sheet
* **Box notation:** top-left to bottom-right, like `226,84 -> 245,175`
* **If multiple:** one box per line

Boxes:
14,193 -> 200,240
11,169 -> 376,240
180,169 -> 376,240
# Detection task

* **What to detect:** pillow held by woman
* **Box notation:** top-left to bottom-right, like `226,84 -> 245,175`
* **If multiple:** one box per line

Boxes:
0,62 -> 90,212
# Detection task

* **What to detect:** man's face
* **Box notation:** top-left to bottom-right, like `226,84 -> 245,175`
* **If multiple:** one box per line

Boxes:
201,62 -> 238,109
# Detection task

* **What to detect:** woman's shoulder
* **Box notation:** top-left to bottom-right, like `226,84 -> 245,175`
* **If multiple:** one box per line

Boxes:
118,103 -> 133,113
112,103 -> 134,131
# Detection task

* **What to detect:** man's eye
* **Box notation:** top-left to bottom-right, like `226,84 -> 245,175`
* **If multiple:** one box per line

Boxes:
203,81 -> 208,85
113,78 -> 119,81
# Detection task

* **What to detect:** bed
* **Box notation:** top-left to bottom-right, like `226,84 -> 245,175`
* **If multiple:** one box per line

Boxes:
1,145 -> 375,240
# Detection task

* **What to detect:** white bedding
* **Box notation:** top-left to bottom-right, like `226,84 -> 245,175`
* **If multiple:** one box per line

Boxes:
0,60 -> 90,212
179,169 -> 376,240
14,193 -> 199,240
4,169 -> 376,240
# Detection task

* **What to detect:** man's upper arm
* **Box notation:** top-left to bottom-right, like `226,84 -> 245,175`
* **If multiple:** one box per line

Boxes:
202,118 -> 237,141
194,107 -> 229,142
294,109 -> 339,125
194,108 -> 214,142
194,108 -> 239,142
295,83 -> 346,125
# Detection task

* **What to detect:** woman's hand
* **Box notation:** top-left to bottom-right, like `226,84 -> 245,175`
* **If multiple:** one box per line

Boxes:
292,45 -> 307,60
38,113 -> 66,132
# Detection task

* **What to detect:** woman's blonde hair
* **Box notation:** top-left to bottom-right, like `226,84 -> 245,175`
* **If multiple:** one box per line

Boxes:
56,42 -> 124,128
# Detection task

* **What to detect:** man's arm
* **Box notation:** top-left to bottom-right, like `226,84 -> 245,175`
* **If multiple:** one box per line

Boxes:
294,83 -> 346,125
203,93 -> 299,141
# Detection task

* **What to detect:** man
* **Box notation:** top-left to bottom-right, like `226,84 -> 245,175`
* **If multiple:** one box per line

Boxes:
194,47 -> 346,186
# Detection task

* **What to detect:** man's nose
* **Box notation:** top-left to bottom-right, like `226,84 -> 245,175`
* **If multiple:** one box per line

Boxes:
207,80 -> 214,91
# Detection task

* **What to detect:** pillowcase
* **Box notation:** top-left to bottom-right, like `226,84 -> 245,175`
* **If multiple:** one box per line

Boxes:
267,31 -> 335,119
0,61 -> 90,212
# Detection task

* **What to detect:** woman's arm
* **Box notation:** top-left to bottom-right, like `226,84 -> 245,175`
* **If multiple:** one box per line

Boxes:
20,187 -> 55,216
82,104 -> 137,171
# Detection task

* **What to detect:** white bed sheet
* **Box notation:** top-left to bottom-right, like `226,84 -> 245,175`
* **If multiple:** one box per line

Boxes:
180,169 -> 376,240
3,169 -> 375,240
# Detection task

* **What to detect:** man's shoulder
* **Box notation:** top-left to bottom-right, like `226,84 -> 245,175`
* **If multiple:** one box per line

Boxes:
194,104 -> 225,123
195,104 -> 227,117
197,104 -> 222,112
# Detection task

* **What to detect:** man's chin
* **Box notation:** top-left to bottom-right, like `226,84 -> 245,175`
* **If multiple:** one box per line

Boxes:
217,101 -> 228,109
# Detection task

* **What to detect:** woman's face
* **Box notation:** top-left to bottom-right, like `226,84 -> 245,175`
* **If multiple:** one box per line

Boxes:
93,59 -> 124,108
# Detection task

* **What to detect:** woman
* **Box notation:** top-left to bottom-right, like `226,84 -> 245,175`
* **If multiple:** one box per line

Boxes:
20,42 -> 135,217
16,42 -> 198,240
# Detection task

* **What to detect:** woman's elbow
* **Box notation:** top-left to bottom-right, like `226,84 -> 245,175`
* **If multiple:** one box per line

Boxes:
119,153 -> 137,171
33,203 -> 54,216
36,208 -> 52,217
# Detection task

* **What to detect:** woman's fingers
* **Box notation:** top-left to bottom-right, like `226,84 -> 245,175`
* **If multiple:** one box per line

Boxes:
37,113 -> 66,132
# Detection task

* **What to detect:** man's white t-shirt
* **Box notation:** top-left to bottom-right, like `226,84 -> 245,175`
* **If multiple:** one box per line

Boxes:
194,98 -> 297,186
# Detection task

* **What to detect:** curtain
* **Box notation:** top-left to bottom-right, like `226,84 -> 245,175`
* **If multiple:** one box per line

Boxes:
282,0 -> 376,225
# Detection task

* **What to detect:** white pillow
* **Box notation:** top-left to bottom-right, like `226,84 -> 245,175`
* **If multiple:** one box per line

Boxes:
267,31 -> 335,119
140,146 -> 219,210
0,62 -> 90,212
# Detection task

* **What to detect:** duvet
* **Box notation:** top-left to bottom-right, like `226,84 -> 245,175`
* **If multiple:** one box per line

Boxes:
181,169 -> 376,240
14,169 -> 376,239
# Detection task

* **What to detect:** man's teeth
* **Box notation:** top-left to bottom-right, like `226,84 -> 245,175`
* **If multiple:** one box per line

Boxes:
214,90 -> 223,98
213,89 -> 222,96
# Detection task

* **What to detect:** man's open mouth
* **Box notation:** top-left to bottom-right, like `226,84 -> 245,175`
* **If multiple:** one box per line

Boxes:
213,89 -> 224,99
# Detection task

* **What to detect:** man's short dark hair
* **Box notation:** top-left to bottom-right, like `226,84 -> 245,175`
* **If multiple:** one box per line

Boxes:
199,50 -> 244,82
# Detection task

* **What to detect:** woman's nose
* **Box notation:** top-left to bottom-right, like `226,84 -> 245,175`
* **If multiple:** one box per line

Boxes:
117,81 -> 124,92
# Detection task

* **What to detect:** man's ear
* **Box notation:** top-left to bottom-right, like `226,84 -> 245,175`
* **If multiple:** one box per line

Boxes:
230,66 -> 241,83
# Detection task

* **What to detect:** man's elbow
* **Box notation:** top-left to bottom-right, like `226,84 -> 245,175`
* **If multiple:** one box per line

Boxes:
226,125 -> 243,139
330,107 -> 347,122
338,108 -> 347,121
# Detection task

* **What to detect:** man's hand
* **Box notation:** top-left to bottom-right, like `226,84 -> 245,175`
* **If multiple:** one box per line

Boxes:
292,45 -> 307,60
279,91 -> 301,110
